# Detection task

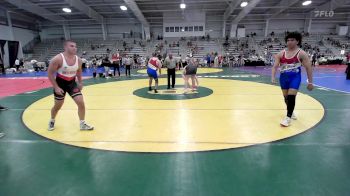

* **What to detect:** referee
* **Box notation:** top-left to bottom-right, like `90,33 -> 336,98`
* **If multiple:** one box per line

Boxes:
164,54 -> 177,89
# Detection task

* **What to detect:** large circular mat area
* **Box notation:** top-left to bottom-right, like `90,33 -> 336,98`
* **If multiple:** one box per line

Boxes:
137,67 -> 223,75
23,78 -> 324,153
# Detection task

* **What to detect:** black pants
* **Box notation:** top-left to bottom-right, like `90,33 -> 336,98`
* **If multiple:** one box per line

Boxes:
346,63 -> 350,80
0,63 -> 4,74
113,62 -> 120,76
125,65 -> 131,76
167,68 -> 176,88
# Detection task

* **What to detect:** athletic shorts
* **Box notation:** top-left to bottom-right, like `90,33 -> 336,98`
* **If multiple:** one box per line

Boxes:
54,76 -> 82,100
147,67 -> 158,79
279,72 -> 301,90
185,66 -> 197,75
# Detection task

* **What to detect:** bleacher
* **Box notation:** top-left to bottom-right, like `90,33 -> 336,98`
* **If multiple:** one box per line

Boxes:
222,39 -> 240,57
303,36 -> 329,55
29,39 -> 61,61
255,36 -> 285,55
322,35 -> 350,55
24,34 -> 348,66
185,40 -> 222,59
254,34 -> 339,59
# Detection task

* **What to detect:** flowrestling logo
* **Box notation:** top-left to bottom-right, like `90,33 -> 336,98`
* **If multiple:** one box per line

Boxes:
314,10 -> 334,17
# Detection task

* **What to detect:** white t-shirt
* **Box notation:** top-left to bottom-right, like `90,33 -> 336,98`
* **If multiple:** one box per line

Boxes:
123,57 -> 132,65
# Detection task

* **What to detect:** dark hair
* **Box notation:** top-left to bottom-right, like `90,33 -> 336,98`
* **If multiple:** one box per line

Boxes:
285,32 -> 302,46
63,40 -> 76,46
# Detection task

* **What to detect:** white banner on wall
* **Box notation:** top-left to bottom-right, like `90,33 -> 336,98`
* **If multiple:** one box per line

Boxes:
237,28 -> 246,38
163,11 -> 206,37
336,25 -> 348,36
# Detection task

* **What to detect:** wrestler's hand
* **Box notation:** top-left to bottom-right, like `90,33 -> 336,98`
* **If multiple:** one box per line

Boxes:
77,83 -> 83,90
54,87 -> 64,96
307,83 -> 314,91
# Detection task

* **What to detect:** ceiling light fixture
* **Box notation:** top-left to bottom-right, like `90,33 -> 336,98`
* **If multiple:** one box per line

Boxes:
240,2 -> 248,7
62,8 -> 72,13
302,1 -> 312,6
120,5 -> 127,11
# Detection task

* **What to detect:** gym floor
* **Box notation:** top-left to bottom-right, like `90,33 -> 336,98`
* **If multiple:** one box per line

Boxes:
0,66 -> 349,196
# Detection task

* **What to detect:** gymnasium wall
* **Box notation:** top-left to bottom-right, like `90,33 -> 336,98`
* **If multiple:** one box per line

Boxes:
227,20 -> 338,38
310,22 -> 338,34
202,17 -> 339,38
241,24 -> 265,36
40,23 -> 143,40
163,11 -> 206,37
40,27 -> 64,40
38,19 -> 342,40
267,20 -> 337,34
206,15 -> 223,38
151,26 -> 163,38
0,24 -> 39,46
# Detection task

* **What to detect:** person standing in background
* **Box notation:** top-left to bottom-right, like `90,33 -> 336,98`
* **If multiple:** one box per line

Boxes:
102,55 -> 111,78
0,58 -> 5,74
346,52 -> 350,80
15,58 -> 20,71
206,54 -> 211,67
312,53 -> 317,67
111,51 -> 121,77
123,55 -> 132,77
